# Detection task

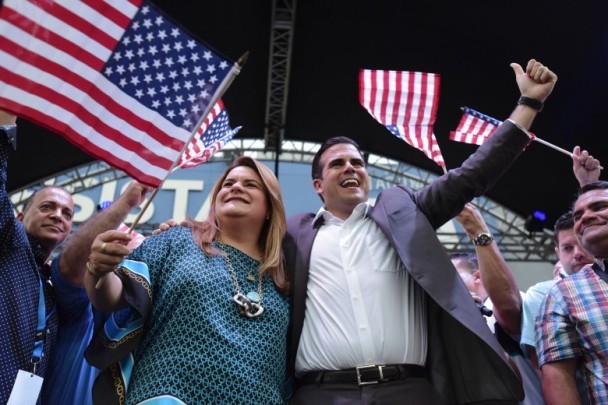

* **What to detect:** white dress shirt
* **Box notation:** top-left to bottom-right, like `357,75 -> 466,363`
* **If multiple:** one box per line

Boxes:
295,202 -> 427,375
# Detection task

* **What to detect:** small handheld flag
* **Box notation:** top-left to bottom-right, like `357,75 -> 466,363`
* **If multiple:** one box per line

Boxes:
449,107 -> 502,145
177,99 -> 241,169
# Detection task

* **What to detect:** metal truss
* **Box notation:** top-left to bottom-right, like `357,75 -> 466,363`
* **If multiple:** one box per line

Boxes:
363,152 -> 556,262
10,139 -> 555,263
9,161 -> 128,213
263,0 -> 296,154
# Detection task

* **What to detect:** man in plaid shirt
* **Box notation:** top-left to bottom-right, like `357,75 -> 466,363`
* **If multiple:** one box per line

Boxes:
536,181 -> 608,404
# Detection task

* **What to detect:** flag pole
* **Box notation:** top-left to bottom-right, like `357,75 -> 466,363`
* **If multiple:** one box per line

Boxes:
532,137 -> 603,170
532,137 -> 603,169
126,52 -> 249,235
458,106 -> 603,169
533,137 -> 573,157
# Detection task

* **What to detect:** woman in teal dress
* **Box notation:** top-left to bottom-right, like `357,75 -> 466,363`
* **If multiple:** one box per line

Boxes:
84,157 -> 291,404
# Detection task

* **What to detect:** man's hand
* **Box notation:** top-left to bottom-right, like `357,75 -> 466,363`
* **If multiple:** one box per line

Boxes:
572,146 -> 601,188
455,203 -> 489,240
121,181 -> 152,209
510,59 -> 558,103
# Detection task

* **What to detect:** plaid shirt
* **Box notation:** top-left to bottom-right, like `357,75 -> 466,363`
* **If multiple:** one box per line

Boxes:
536,264 -> 608,404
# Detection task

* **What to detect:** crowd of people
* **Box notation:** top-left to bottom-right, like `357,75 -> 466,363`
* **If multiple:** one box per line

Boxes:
1,57 -> 606,405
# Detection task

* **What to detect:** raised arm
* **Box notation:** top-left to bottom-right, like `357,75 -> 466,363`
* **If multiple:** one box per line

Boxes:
455,203 -> 522,335
416,59 -> 558,230
0,110 -> 18,238
59,181 -> 150,286
508,59 -> 558,130
572,146 -> 601,188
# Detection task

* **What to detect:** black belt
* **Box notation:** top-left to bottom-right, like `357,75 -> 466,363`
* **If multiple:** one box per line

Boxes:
298,364 -> 427,387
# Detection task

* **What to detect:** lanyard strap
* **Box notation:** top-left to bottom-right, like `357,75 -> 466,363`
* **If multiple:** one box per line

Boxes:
32,280 -> 46,370
31,275 -> 57,373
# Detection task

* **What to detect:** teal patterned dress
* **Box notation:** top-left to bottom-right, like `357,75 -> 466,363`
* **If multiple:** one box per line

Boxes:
122,226 -> 290,404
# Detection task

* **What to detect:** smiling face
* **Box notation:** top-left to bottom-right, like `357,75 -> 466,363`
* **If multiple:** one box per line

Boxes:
215,165 -> 269,227
573,188 -> 608,258
312,143 -> 371,220
18,187 -> 74,254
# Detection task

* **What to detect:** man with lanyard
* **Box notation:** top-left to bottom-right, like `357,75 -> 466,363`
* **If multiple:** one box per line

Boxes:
537,181 -> 608,405
0,110 -> 74,404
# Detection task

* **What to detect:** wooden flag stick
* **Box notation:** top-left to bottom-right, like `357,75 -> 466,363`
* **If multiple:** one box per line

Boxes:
534,137 -> 603,170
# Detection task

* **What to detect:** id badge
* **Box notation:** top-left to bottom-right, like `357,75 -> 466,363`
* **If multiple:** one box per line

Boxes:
7,370 -> 43,405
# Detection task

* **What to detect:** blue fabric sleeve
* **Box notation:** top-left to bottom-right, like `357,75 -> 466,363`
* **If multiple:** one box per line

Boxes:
51,256 -> 92,323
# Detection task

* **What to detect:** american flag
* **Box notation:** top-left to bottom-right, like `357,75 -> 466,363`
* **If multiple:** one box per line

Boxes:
0,0 -> 236,187
117,223 -> 146,249
177,99 -> 241,169
359,69 -> 445,168
449,107 -> 502,145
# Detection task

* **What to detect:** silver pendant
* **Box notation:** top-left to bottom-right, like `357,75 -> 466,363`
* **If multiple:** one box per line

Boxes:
232,293 -> 264,318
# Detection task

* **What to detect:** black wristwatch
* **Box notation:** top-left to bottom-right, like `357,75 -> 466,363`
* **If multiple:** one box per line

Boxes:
472,232 -> 494,246
517,96 -> 544,112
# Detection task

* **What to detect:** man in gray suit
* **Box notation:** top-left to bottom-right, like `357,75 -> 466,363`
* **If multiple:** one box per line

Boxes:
284,59 -> 557,404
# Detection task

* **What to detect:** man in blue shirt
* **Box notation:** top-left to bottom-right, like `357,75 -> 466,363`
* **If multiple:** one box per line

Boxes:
41,183 -> 149,405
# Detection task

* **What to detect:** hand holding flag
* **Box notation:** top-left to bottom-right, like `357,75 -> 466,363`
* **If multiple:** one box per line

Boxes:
450,106 -> 603,169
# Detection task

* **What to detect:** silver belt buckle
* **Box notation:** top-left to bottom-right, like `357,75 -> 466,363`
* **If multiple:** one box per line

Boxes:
356,364 -> 385,386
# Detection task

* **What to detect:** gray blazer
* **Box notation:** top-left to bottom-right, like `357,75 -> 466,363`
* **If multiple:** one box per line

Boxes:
284,121 -> 528,404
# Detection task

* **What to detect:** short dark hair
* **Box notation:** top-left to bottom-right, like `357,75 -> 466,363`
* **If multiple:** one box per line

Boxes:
577,180 -> 608,197
449,252 -> 479,274
553,211 -> 574,246
311,136 -> 364,180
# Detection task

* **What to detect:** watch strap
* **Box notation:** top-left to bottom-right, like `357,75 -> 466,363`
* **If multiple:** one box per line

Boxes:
472,232 -> 494,246
517,96 -> 543,112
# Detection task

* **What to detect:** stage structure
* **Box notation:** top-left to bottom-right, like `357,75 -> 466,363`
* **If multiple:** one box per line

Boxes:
9,138 -> 555,263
